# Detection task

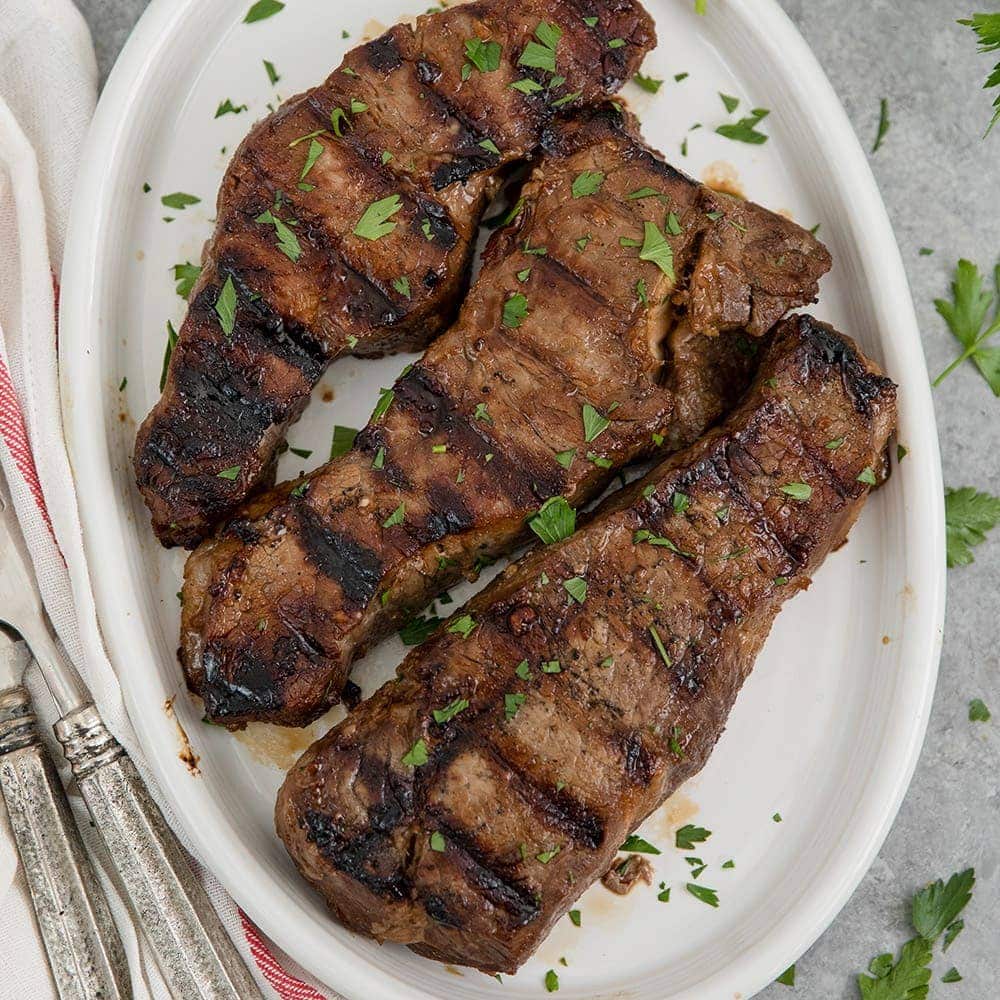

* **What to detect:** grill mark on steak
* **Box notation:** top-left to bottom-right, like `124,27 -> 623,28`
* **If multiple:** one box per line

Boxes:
134,0 -> 656,548
276,316 -> 897,974
182,108 -> 831,728
295,507 -> 384,608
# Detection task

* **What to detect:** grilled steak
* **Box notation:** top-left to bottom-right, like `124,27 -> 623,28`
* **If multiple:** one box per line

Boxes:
180,106 -> 831,729
275,315 -> 897,973
134,0 -> 656,548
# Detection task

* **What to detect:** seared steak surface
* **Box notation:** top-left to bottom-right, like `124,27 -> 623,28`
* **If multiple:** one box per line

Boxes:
134,0 -> 655,547
181,107 -> 831,728
275,315 -> 897,973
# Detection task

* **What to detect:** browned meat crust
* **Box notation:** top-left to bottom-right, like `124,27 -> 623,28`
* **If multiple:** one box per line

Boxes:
275,315 -> 897,974
180,106 -> 831,728
134,0 -> 656,548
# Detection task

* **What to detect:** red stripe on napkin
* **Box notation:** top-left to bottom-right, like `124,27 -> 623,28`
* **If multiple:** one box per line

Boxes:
240,910 -> 329,1000
0,355 -> 52,530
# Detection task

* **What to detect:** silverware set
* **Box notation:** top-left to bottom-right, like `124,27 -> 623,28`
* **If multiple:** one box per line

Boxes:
0,482 -> 265,998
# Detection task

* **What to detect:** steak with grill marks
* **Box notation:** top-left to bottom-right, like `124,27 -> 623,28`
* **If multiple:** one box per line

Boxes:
275,315 -> 897,973
134,0 -> 656,548
180,106 -> 831,729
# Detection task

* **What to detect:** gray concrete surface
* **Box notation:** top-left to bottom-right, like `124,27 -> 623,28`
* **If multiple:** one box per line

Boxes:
74,0 -> 999,995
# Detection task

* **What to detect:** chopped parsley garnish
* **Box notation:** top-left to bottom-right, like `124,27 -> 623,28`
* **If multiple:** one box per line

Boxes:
620,834 -> 660,855
161,191 -> 200,210
432,698 -> 470,723
217,465 -> 241,480
263,59 -> 280,84
581,403 -> 610,443
608,38 -> 626,49
675,824 -> 711,849
666,211 -> 683,235
554,448 -> 576,470
536,845 -> 561,864
422,218 -> 434,240
720,92 -> 740,113
563,577 -> 587,603
215,98 -> 248,118
528,496 -> 576,544
657,887 -> 671,902
511,77 -> 545,94
587,451 -> 612,469
429,831 -> 446,852
633,72 -> 663,93
780,482 -> 812,501
637,220 -> 675,278
960,14 -> 1000,135
382,503 -> 405,528
371,386 -> 394,421
515,660 -> 531,680
255,209 -> 302,262
350,98 -> 368,114
669,725 -> 684,757
399,615 -> 442,646
912,869 -> 975,941
381,150 -> 393,164
329,425 -> 358,459
775,965 -> 796,986
392,276 -> 411,299
716,107 -> 770,145
504,692 -> 526,720
857,466 -> 877,486
502,292 -> 529,328
172,262 -> 202,298
159,320 -> 178,390
569,909 -> 581,926
289,446 -> 312,459
300,138 -> 324,180
673,492 -> 689,513
478,138 -> 501,156
872,97 -> 891,153
464,37 -> 502,73
635,278 -> 648,306
571,170 -> 605,198
541,660 -> 561,673
722,859 -> 735,869
354,194 -> 402,240
931,257 -> 1000,393
329,107 -> 351,136
401,739 -> 428,766
686,883 -> 719,907
969,697 -> 991,721
215,275 -> 237,336
628,186 -> 661,200
826,436 -> 845,450
244,0 -> 284,21
448,614 -> 477,638
289,128 -> 326,148
519,21 -> 562,74
550,90 -> 582,109
473,402 -> 493,424
649,624 -> 671,666
544,969 -> 559,992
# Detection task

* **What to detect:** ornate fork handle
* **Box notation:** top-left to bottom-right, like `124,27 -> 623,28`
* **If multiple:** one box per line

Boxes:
55,704 -> 265,1000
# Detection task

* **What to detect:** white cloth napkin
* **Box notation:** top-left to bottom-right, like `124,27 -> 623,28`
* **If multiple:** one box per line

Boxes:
0,3 -> 335,997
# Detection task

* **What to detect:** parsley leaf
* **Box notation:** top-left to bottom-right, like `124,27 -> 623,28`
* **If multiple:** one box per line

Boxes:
780,482 -> 812,501
255,209 -> 302,262
638,220 -> 675,279
161,191 -> 200,210
399,615 -> 442,645
300,138 -> 324,180
912,869 -> 975,941
716,107 -> 770,144
633,72 -> 663,93
172,262 -> 202,298
215,275 -> 237,336
675,824 -> 711,849
528,496 -> 576,544
217,465 -> 241,481
447,614 -> 477,639
563,577 -> 587,603
159,321 -> 178,391
544,968 -> 559,992
931,258 -> 1000,392
969,697 -> 991,721
581,403 -> 610,442
465,37 -> 502,73
686,883 -> 719,907
945,486 -> 1000,567
502,292 -> 529,328
329,425 -> 358,460
504,691 -> 526,720
432,697 -> 469,723
872,97 -> 891,152
959,14 -> 1000,135
775,965 -> 795,986
857,936 -> 932,1000
263,59 -> 280,84
401,739 -> 428,766
620,834 -> 660,855
383,503 -> 405,528
215,98 -> 248,118
519,21 -> 561,73
429,831 -> 446,852
720,92 -> 740,113
571,170 -> 605,198
354,194 -> 403,240
245,0 -> 284,22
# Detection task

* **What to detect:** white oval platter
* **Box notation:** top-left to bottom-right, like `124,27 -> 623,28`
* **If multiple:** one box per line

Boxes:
60,0 -> 946,997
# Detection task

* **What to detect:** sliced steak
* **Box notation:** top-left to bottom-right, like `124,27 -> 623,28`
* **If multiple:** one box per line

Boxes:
134,0 -> 656,548
275,315 -> 897,973
180,106 -> 831,728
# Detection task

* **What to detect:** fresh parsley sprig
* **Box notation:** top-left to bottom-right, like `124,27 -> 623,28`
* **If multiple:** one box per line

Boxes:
932,257 -> 1000,392
945,486 -> 1000,567
959,13 -> 1000,136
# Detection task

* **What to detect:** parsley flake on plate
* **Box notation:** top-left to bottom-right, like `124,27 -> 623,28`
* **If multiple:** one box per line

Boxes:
686,883 -> 719,907
571,170 -> 605,198
872,97 -> 891,152
969,697 -> 991,721
775,965 -> 795,987
519,21 -> 562,73
215,98 -> 247,118
620,834 -> 660,854
329,425 -> 358,459
255,209 -> 302,262
399,615 -> 442,646
161,191 -> 200,210
244,0 -> 284,22
633,72 -> 663,93
371,386 -> 394,421
172,262 -> 202,298
716,107 -> 770,144
159,321 -> 178,391
263,59 -> 280,84
675,824 -> 711,849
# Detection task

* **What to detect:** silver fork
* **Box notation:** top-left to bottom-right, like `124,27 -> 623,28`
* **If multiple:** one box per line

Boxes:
0,483 -> 265,1000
